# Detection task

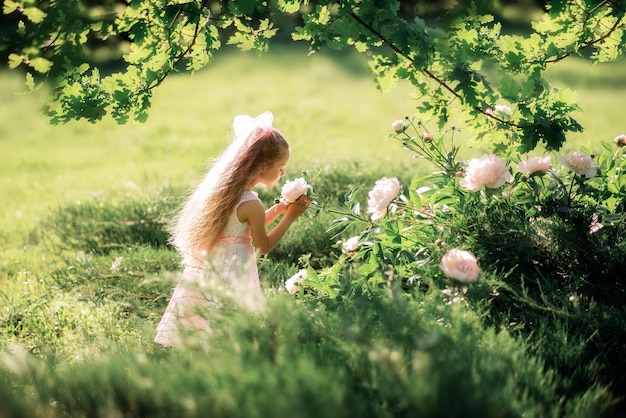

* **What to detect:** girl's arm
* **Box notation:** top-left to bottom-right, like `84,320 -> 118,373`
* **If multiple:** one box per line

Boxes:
264,202 -> 288,226
238,195 -> 310,255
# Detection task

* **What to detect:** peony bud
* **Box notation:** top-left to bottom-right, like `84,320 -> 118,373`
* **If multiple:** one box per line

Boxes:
341,236 -> 360,254
392,120 -> 406,133
518,156 -> 551,176
614,134 -> 626,147
285,269 -> 308,294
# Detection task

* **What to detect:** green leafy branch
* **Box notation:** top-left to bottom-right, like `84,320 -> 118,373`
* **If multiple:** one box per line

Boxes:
543,0 -> 625,63
330,0 -> 623,152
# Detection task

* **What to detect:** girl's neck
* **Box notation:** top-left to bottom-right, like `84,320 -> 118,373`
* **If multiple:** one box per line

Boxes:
247,177 -> 260,191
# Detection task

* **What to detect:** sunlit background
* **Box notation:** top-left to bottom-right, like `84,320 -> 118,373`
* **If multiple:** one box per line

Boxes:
1,0 -> 624,236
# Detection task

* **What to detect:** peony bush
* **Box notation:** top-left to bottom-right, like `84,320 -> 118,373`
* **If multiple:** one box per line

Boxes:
303,116 -> 626,291
287,116 -> 626,413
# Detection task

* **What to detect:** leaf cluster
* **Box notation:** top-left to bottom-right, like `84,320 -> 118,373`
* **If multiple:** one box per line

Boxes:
3,0 -> 280,123
294,0 -> 624,152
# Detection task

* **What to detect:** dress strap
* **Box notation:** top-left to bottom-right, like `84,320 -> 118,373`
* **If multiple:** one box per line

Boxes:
239,190 -> 260,204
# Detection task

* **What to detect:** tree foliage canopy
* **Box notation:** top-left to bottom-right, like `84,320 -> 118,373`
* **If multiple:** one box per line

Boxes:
2,0 -> 625,152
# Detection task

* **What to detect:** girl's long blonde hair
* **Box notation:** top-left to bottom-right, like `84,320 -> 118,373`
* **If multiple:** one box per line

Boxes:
170,127 -> 290,262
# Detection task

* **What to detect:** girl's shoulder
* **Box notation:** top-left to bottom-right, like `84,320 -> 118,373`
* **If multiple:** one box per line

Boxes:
239,190 -> 260,204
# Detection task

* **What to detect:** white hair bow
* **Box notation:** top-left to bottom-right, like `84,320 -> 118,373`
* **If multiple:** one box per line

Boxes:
232,111 -> 274,146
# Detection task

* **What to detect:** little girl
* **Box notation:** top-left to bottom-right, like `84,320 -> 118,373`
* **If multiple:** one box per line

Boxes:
154,111 -> 310,346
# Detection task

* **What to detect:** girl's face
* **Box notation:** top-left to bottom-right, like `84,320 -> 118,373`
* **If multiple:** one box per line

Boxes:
258,153 -> 289,187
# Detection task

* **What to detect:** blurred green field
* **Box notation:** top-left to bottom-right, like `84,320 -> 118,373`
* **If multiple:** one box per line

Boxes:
0,47 -> 415,235
0,46 -> 624,240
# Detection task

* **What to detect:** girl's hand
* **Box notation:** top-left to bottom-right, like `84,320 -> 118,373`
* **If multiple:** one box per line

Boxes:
286,194 -> 310,218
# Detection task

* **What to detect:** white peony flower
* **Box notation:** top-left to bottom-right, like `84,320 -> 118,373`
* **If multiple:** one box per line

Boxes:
280,177 -> 309,203
518,156 -> 551,176
341,236 -> 360,254
440,249 -> 480,283
459,155 -> 513,191
367,177 -> 401,221
285,269 -> 308,294
392,119 -> 406,133
560,152 -> 597,178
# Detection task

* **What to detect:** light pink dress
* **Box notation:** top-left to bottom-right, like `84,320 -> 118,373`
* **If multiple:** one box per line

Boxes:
154,191 -> 261,346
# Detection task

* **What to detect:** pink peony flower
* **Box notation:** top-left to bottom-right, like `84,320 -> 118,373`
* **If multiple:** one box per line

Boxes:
614,134 -> 626,147
341,236 -> 360,254
459,155 -> 513,191
392,120 -> 406,133
280,177 -> 309,203
367,177 -> 401,221
518,156 -> 551,176
285,269 -> 308,294
440,249 -> 480,283
560,152 -> 597,178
